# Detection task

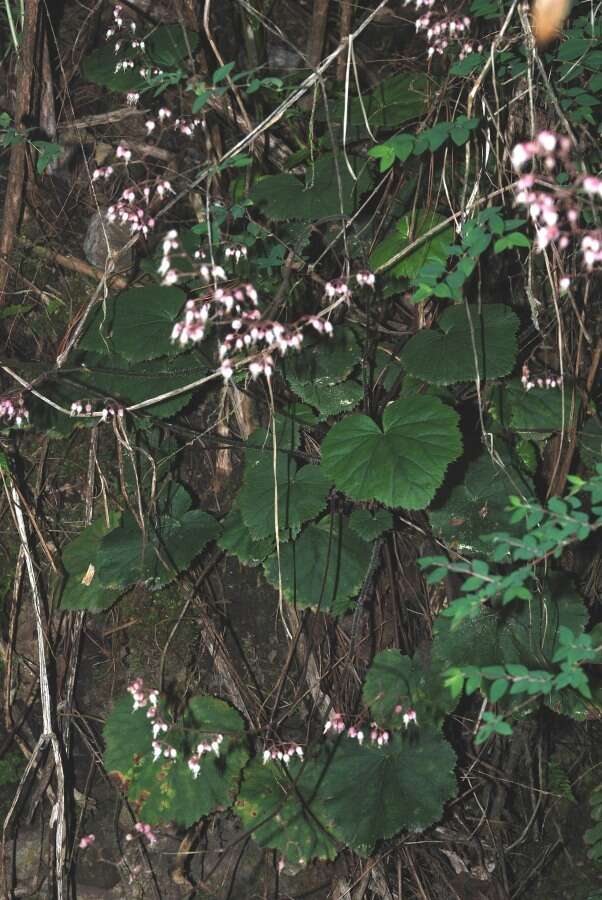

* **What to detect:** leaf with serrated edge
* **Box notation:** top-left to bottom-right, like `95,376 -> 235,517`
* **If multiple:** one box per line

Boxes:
322,397 -> 462,510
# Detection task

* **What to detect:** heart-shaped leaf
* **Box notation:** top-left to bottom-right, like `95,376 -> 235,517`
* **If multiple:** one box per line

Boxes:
370,211 -> 453,279
429,452 -> 534,553
322,398 -> 462,510
401,304 -> 519,385
104,694 -> 248,827
97,506 -> 219,591
250,155 -> 369,222
262,517 -> 371,616
236,758 -> 339,866
239,457 -> 331,540
60,514 -> 122,611
319,730 -> 457,850
80,286 -> 187,362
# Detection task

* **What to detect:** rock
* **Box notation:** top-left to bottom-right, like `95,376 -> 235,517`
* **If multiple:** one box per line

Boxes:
83,210 -> 134,272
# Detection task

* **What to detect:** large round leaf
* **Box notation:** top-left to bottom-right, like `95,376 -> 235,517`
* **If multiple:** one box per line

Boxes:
104,695 -> 153,774
250,155 -> 370,222
262,518 -> 372,616
285,329 -> 364,418
288,377 -> 364,420
401,304 -> 519,385
432,575 -> 588,714
60,513 -> 122,611
503,381 -> 579,439
80,286 -> 187,362
239,457 -> 331,540
104,694 -> 248,827
236,758 -> 339,865
97,507 -> 219,591
218,505 -> 274,566
71,352 -> 202,418
429,452 -> 534,554
348,508 -> 393,541
362,649 -> 455,730
319,730 -> 457,850
321,398 -> 462,510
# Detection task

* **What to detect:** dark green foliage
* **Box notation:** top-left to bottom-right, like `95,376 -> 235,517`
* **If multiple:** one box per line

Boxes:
262,517 -> 372,615
322,397 -> 463,509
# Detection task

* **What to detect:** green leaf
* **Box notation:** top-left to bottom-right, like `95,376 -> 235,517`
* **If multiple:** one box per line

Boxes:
490,678 -> 509,702
71,352 -> 202,418
494,232 -> 531,253
104,695 -> 154,773
321,397 -> 462,510
238,457 -> 331,540
348,508 -> 393,541
401,304 -> 519,385
285,329 -> 363,418
322,73 -> 429,142
319,730 -> 457,850
362,649 -> 456,729
80,286 -> 187,362
370,211 -> 453,279
212,61 -> 235,84
262,517 -> 372,616
429,452 -> 534,554
97,504 -> 219,591
105,694 -> 247,827
368,134 -> 415,171
31,141 -> 63,175
506,382 -> 580,439
147,24 -> 199,67
218,505 -> 274,566
433,576 -> 588,714
250,155 -> 370,222
60,514 -> 122,611
82,44 -> 145,93
367,144 -> 396,172
235,758 -> 339,865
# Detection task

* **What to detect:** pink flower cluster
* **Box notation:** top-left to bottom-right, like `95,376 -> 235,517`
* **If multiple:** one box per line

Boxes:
511,131 -> 571,172
404,1 -> 483,60
126,822 -> 157,846
521,363 -> 562,392
324,271 -> 375,302
127,678 -> 157,712
158,231 -> 228,286
145,107 -> 202,137
262,743 -> 304,765
323,707 -> 417,746
170,268 -> 334,381
187,734 -> 224,779
91,165 -> 114,182
70,400 -> 94,416
107,177 -> 173,237
78,834 -> 95,850
0,395 -> 28,426
511,131 -> 602,270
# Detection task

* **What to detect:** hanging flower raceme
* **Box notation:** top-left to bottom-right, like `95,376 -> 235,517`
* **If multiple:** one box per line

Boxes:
0,395 -> 29,426
126,823 -> 158,846
521,363 -> 562,392
262,743 -> 304,765
511,130 -> 602,272
404,0 -> 483,59
107,178 -> 173,237
187,734 -> 224,778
